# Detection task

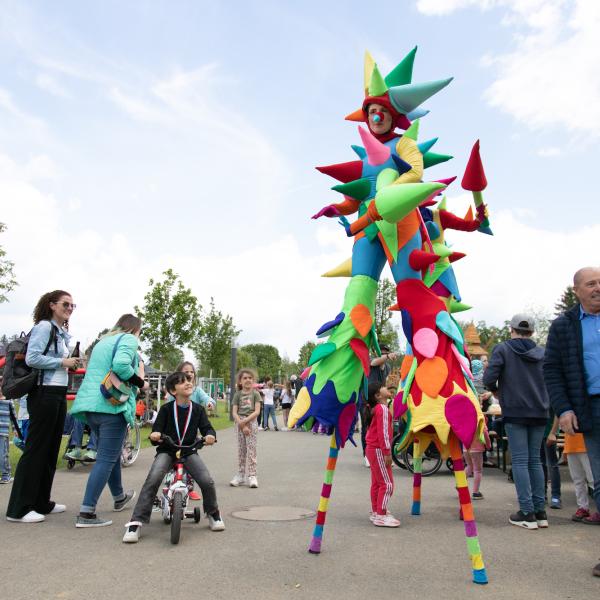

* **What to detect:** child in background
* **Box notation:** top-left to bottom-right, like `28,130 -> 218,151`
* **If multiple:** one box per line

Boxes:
464,425 -> 491,500
365,382 -> 399,527
230,369 -> 261,488
561,432 -> 595,522
0,387 -> 16,483
280,381 -> 293,431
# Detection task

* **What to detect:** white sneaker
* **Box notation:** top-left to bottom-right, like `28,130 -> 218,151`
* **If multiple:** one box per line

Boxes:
373,513 -> 400,527
208,512 -> 225,531
369,510 -> 390,522
230,474 -> 246,487
248,476 -> 258,488
258,426 -> 264,431
50,503 -> 66,514
364,455 -> 370,468
122,522 -> 141,543
7,511 -> 45,523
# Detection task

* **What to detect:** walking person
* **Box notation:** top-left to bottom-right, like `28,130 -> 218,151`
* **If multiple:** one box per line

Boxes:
280,380 -> 293,431
483,314 -> 550,530
261,378 -> 278,431
543,266 -> 600,577
6,290 -> 79,523
70,314 -> 146,527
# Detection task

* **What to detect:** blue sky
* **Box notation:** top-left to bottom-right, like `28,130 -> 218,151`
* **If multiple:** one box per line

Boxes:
1,0 -> 599,360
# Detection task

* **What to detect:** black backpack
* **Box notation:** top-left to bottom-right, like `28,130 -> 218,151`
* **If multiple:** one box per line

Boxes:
1,325 -> 57,399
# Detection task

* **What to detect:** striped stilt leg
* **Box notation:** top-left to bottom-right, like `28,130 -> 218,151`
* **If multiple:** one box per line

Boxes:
309,434 -> 339,554
449,434 -> 488,585
411,435 -> 422,515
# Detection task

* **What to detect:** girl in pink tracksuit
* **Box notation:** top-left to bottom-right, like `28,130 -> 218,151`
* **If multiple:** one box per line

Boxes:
365,383 -> 400,527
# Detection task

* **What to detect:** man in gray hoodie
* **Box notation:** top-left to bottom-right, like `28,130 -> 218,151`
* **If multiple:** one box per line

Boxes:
483,314 -> 550,530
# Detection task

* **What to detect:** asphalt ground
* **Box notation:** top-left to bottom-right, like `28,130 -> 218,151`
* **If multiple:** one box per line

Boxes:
1,425 -> 598,600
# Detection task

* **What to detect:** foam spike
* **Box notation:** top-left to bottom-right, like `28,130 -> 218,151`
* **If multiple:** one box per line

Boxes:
417,137 -> 438,154
409,249 -> 440,271
406,107 -> 429,121
423,152 -> 453,169
351,145 -> 366,159
384,46 -> 417,87
316,160 -> 364,183
363,50 -> 376,94
432,242 -> 453,258
368,63 -> 388,97
376,181 -> 446,223
358,125 -> 391,166
478,225 -> 493,236
437,195 -> 448,210
345,108 -> 365,122
464,206 -> 474,221
449,251 -> 466,263
391,155 -> 413,175
322,258 -> 352,278
450,299 -> 472,313
332,178 -> 371,201
388,78 -> 453,115
461,140 -> 487,191
403,119 -> 420,141
434,176 -> 457,188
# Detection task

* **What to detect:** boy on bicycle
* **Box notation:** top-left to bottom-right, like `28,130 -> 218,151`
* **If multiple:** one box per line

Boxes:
123,371 -> 225,543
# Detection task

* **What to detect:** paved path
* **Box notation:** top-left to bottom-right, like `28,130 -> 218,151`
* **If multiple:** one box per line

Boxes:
1,426 -> 598,599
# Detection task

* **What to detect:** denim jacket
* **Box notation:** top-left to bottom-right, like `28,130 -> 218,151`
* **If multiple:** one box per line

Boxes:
25,320 -> 71,386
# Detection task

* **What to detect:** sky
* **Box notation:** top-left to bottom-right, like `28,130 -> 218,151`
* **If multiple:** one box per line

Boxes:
0,0 -> 599,362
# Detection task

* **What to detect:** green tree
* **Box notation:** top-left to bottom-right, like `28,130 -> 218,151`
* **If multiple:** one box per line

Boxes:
374,278 -> 395,335
241,343 -> 281,380
0,223 -> 17,303
85,328 -> 109,358
297,340 -> 316,369
554,285 -> 578,316
135,269 -> 201,369
280,355 -> 299,381
475,320 -> 511,352
236,348 -> 256,371
191,297 -> 240,378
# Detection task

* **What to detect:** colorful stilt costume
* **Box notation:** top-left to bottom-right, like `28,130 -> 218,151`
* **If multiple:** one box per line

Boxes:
288,48 -> 492,584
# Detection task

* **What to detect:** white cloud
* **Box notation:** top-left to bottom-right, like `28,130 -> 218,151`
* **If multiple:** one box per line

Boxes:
417,0 -> 600,138
35,72 -> 71,98
537,146 -> 561,157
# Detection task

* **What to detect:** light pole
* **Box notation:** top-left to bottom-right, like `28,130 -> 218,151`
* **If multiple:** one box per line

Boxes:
229,337 -> 238,421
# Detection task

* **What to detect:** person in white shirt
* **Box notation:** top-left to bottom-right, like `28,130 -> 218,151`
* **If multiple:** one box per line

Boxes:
261,378 -> 278,431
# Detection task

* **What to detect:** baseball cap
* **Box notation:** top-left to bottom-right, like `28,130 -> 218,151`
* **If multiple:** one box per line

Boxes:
510,314 -> 535,333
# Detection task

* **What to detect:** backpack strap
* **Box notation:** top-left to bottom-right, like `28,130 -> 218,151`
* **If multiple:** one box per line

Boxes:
38,323 -> 60,387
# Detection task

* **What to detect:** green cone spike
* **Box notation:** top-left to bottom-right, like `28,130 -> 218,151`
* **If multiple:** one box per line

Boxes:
450,300 -> 472,313
417,137 -> 438,154
403,119 -> 420,141
308,342 -> 337,367
388,78 -> 453,115
368,64 -> 388,97
384,46 -> 417,87
332,178 -> 371,201
375,182 -> 445,223
432,242 -> 453,258
437,195 -> 447,210
423,152 -> 453,169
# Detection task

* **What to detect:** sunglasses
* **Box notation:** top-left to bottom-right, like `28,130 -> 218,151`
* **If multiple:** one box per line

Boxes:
54,301 -> 76,310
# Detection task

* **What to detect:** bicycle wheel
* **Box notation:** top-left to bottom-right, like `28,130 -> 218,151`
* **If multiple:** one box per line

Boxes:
170,491 -> 183,545
401,441 -> 443,476
391,432 -> 409,469
121,422 -> 141,467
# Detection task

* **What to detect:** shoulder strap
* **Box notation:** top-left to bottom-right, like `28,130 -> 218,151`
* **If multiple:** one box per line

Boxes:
41,323 -> 58,356
111,334 -> 126,360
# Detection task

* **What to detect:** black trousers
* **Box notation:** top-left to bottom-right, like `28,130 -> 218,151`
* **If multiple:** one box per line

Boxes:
6,385 -> 67,518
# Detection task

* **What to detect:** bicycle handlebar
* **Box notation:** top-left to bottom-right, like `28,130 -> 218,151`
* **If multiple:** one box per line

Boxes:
151,435 -> 205,451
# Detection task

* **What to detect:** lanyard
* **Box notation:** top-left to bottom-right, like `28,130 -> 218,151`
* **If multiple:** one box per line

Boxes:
173,402 -> 193,445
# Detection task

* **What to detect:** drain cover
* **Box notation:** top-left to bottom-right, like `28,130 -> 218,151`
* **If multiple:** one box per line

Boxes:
231,506 -> 315,522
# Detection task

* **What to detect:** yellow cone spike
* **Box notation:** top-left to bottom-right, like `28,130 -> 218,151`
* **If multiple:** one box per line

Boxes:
322,257 -> 352,278
364,50 -> 376,94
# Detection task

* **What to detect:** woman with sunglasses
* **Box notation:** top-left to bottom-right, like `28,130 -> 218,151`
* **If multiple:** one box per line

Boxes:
6,290 -> 80,523
70,314 -> 147,528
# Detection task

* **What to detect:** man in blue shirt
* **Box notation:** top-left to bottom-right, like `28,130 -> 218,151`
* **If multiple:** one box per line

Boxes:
544,266 -> 600,578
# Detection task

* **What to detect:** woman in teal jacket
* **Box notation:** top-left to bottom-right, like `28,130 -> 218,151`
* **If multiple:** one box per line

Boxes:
71,314 -> 147,528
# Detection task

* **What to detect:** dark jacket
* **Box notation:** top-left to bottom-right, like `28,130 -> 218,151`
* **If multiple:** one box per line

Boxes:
483,338 -> 549,421
543,304 -> 592,433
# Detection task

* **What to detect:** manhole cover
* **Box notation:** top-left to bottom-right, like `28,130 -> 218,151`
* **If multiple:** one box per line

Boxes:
231,506 -> 315,521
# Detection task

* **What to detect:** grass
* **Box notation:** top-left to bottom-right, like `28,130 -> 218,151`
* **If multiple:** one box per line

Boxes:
7,400 -> 233,473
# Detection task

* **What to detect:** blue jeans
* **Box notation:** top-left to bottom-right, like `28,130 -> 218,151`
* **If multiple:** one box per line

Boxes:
583,410 -> 600,513
505,423 -> 546,514
541,440 -> 561,499
0,436 -> 10,479
80,413 -> 127,514
69,419 -> 97,451
262,404 -> 278,429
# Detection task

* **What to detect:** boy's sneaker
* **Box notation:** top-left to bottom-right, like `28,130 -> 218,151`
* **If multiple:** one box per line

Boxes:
509,510 -> 538,530
248,476 -> 259,488
472,491 -> 484,500
189,490 -> 202,501
572,508 -> 590,522
583,511 -> 600,525
229,474 -> 246,487
83,450 -> 97,462
208,511 -> 225,531
6,510 -> 45,523
373,513 -> 401,528
114,490 -> 136,512
65,448 -> 83,460
0,476 -> 13,484
122,522 -> 141,543
535,510 -> 549,528
550,497 -> 562,509
76,514 -> 113,528
50,503 -> 66,514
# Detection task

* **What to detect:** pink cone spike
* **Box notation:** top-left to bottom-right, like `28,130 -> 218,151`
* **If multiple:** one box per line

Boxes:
358,125 -> 391,166
434,176 -> 457,187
